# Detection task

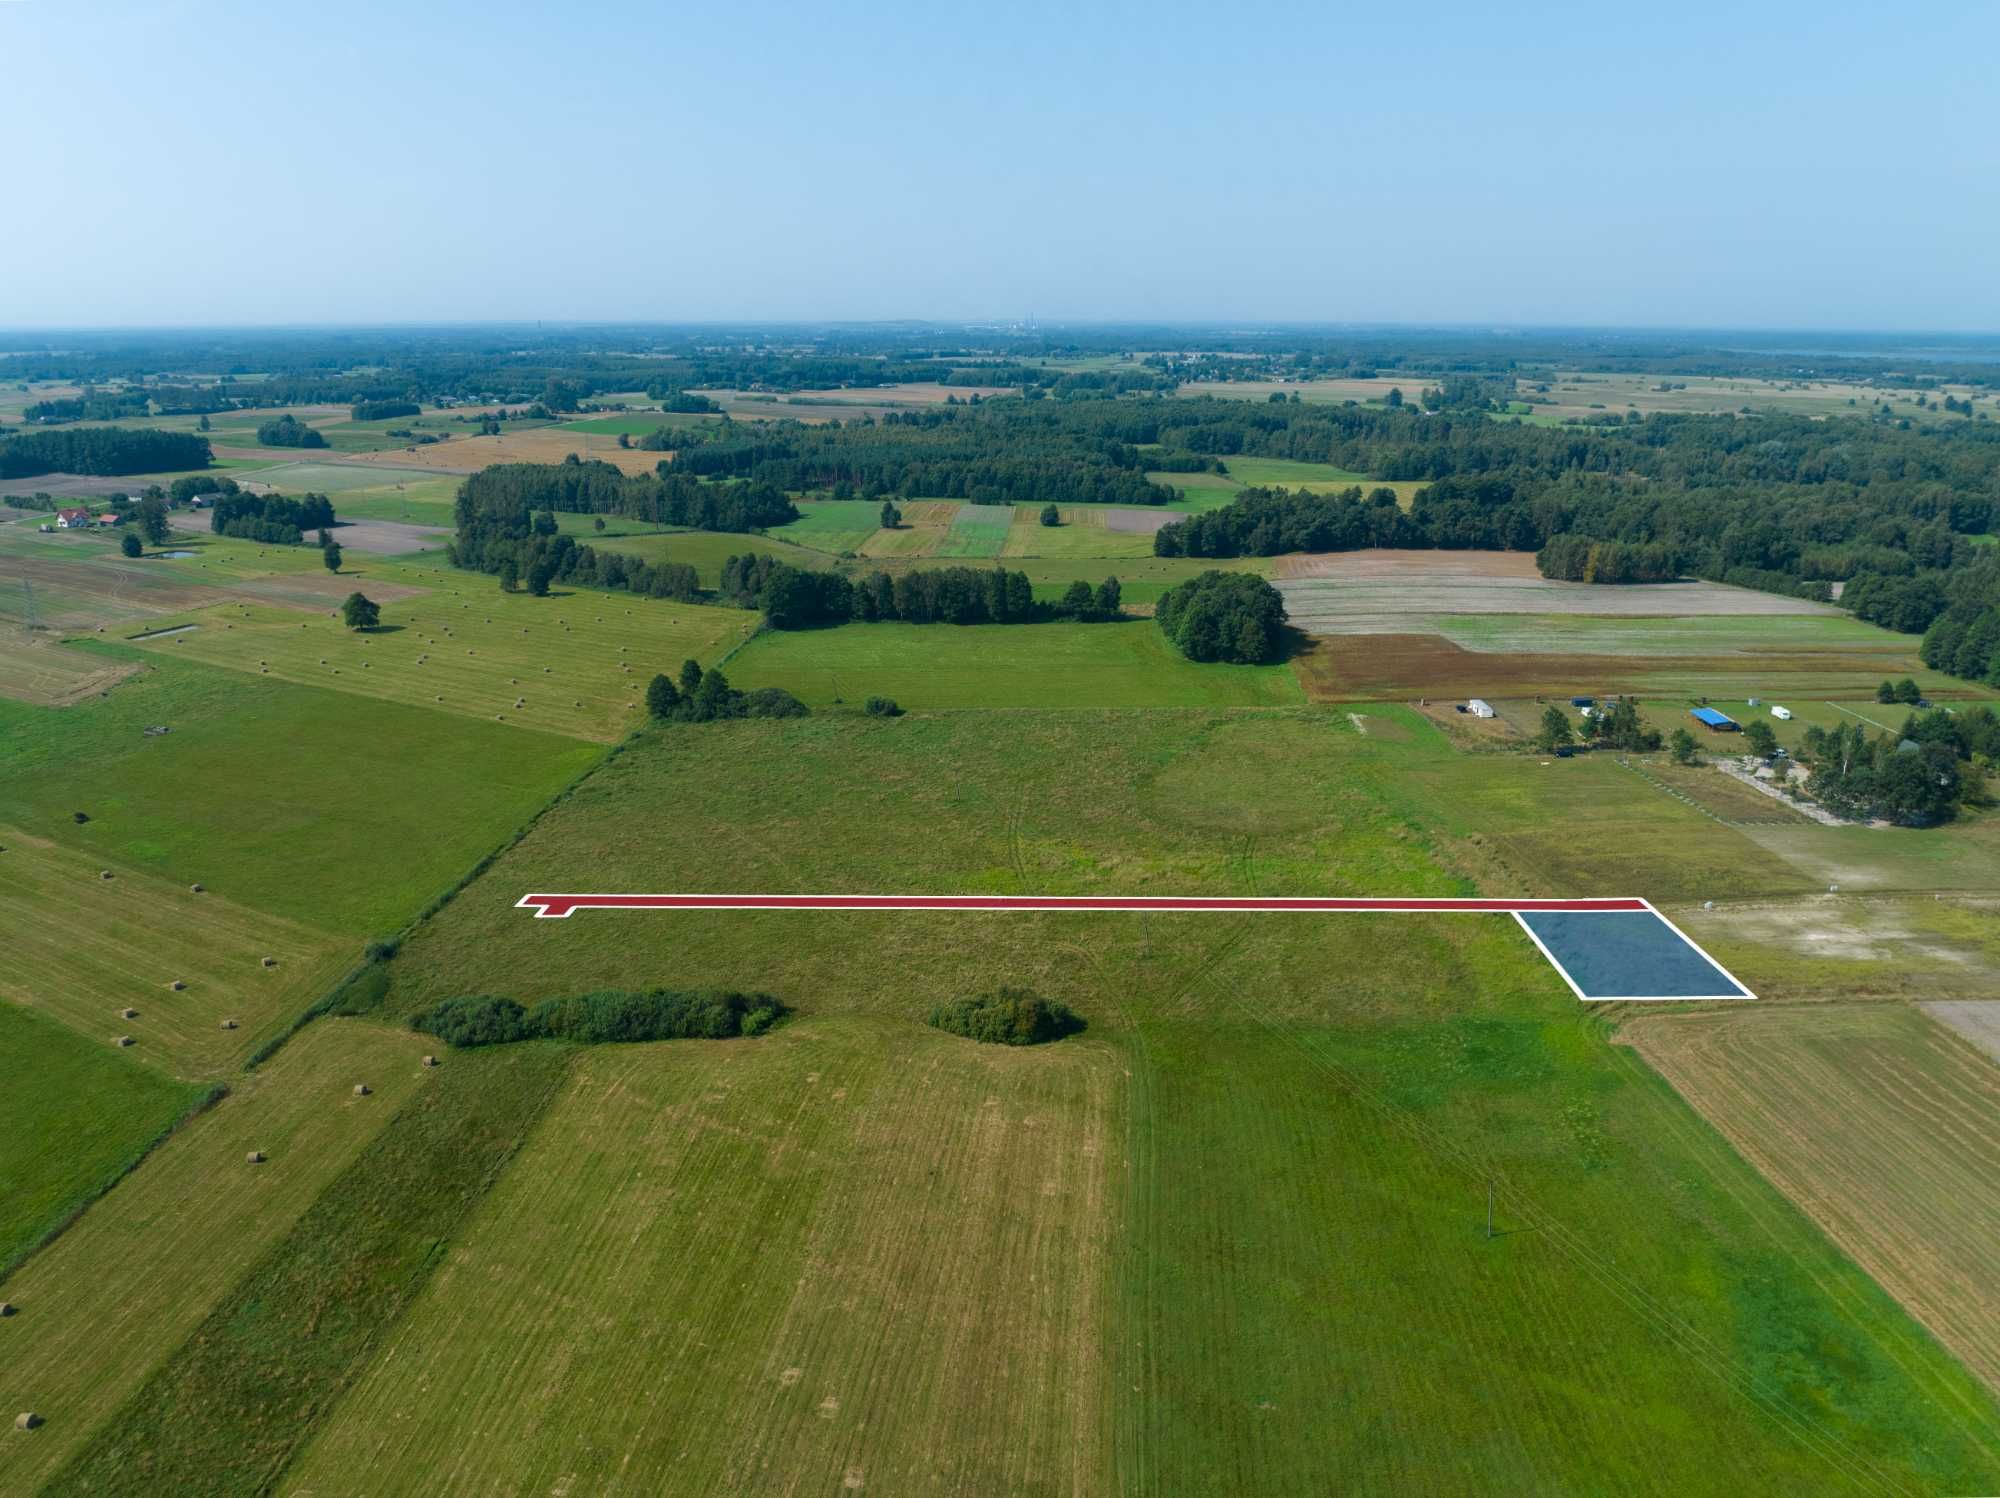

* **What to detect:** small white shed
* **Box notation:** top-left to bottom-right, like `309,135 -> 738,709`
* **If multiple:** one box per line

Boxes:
1467,698 -> 1496,719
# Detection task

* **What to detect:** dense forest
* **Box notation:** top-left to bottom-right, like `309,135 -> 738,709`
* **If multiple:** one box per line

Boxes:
0,426 -> 210,478
210,491 -> 335,545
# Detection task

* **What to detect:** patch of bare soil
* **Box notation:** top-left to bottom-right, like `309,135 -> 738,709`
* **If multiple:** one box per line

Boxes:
1102,508 -> 1175,533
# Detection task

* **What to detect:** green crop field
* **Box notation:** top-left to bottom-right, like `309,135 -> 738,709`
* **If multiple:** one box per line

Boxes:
0,1019 -> 430,1495
119,569 -> 757,742
595,527 -> 834,587
1000,505 -> 1161,558
0,1003 -> 205,1276
233,461 -> 441,495
287,710 -> 2000,1495
0,827 -> 351,1075
770,500 -> 886,555
935,502 -> 1015,557
728,619 -> 1307,710
0,652 -> 599,934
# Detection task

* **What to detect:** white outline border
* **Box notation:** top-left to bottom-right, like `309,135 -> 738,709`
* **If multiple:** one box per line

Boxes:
514,892 -> 1754,1004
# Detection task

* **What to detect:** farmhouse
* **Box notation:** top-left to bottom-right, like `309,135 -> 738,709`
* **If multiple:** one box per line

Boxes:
56,507 -> 93,529
1690,707 -> 1740,733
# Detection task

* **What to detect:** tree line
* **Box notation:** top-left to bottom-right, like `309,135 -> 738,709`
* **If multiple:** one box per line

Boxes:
0,426 -> 211,479
210,490 -> 336,545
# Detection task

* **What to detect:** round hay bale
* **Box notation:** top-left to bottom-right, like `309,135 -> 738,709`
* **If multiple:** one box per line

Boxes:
114,1035 -> 133,1048
15,1411 -> 41,1431
246,1149 -> 265,1164
120,1007 -> 137,1020
190,883 -> 204,893
221,1018 -> 238,1030
353,1083 -> 371,1097
168,980 -> 186,992
261,956 -> 278,968
99,870 -> 113,880
0,1301 -> 16,1317
422,1054 -> 438,1067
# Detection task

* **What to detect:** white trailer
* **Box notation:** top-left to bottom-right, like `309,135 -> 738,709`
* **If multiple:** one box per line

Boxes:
1771,705 -> 1793,721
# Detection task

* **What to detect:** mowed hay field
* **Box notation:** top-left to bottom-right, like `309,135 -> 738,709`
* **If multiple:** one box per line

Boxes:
0,653 -> 599,934
0,1003 -> 203,1276
1620,1003 -> 2000,1395
728,620 -> 1306,710
1000,506 -> 1161,559
284,1016 -> 1119,1496
0,1019 -> 431,1495
314,711 -> 2000,1493
0,828 -> 350,1076
122,569 -> 757,742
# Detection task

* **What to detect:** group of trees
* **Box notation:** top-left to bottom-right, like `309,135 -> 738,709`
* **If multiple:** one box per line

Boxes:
1917,558 -> 2000,686
209,490 -> 335,545
22,391 -> 150,423
1535,535 -> 1679,584
1798,720 -> 1969,825
645,659 -> 808,723
350,399 -> 421,421
1155,571 -> 1287,664
411,987 -> 785,1048
1535,698 -> 1663,753
928,987 -> 1085,1046
254,414 -> 327,448
747,561 -> 1122,631
0,426 -> 210,479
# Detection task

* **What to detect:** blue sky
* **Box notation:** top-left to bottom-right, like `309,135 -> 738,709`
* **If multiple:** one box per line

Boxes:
4,0 -> 1996,329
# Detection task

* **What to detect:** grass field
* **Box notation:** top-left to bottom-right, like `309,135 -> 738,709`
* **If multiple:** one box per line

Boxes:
594,527 -> 835,587
1000,505 -> 1161,558
771,499 -> 889,555
283,1016 -> 1118,1495
935,502 -> 1015,557
1622,1003 -> 2000,1395
321,712 -> 2000,1493
0,826 -> 351,1076
0,652 -> 600,934
0,632 -> 139,705
728,620 -> 1307,710
559,412 -> 715,437
0,1003 -> 205,1276
45,1041 -> 572,1497
0,1019 -> 431,1494
119,568 -> 757,742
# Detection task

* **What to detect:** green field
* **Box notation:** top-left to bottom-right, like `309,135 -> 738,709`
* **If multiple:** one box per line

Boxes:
728,620 -> 1307,710
935,502 -> 1015,557
232,460 -> 441,495
0,1020 -> 430,1494
0,827 -> 351,1075
560,412 -> 715,436
770,500 -> 886,555
119,567 -> 759,742
0,1003 -> 205,1276
1000,505 -> 1161,558
0,651 -> 600,934
595,527 -> 834,588
289,711 -> 2000,1494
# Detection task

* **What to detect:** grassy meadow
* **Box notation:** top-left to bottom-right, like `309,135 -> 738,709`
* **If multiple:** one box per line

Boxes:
728,619 -> 1307,710
298,710 -> 2000,1495
0,1003 -> 206,1277
0,651 -> 599,934
0,1020 -> 433,1495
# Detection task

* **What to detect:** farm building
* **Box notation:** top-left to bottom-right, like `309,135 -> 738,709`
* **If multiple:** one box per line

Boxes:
1467,698 -> 1496,719
1689,707 -> 1740,733
56,507 -> 92,529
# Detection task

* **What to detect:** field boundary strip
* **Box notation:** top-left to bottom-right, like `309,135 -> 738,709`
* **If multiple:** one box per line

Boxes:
512,893 -> 1751,1001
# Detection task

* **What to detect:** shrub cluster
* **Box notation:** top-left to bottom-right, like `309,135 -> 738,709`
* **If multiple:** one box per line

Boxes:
1155,570 -> 1287,664
351,399 -> 421,421
646,660 -> 808,723
927,987 -> 1085,1046
256,414 -> 328,449
412,987 -> 786,1048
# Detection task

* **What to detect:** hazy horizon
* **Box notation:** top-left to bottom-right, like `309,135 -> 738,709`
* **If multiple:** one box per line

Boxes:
6,0 -> 1997,330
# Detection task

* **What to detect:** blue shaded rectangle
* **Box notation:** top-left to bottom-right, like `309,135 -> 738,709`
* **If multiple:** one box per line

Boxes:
1515,910 -> 1751,1001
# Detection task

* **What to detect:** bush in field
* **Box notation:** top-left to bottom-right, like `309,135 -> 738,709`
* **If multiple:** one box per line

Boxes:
1156,570 -> 1286,664
411,995 -> 533,1047
743,686 -> 810,718
928,987 -> 1085,1046
410,988 -> 785,1048
256,414 -> 327,449
120,531 -> 143,557
864,696 -> 902,717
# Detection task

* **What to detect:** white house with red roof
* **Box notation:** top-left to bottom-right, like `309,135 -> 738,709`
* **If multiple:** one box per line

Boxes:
56,507 -> 93,529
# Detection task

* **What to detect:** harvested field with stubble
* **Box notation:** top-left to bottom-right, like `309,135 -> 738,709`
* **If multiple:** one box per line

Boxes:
0,635 -> 140,706
281,1015 -> 1121,1497
1620,1003 -> 2000,1396
337,427 -> 662,475
0,1019 -> 430,1496
0,827 -> 350,1077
